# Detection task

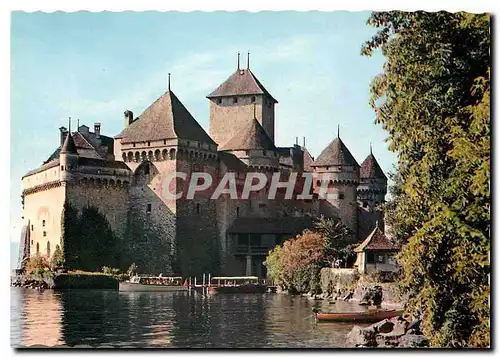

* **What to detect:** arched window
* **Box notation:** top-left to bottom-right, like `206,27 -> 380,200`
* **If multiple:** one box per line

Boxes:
134,152 -> 140,162
128,152 -> 133,162
169,148 -> 176,160
148,151 -> 153,161
141,151 -> 147,161
47,241 -> 51,257
162,149 -> 168,160
154,149 -> 161,161
122,152 -> 127,162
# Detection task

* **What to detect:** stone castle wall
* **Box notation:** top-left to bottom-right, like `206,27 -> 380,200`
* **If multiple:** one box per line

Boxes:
22,183 -> 66,260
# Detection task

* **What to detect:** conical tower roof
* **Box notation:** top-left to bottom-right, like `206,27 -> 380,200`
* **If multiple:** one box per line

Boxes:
354,223 -> 398,252
219,118 -> 276,151
312,136 -> 359,167
360,152 -> 387,180
60,131 -> 78,154
116,91 -> 216,145
207,69 -> 277,103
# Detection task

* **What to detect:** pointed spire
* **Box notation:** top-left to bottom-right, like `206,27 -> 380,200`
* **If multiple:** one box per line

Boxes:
77,118 -> 79,131
303,137 -> 306,147
61,117 -> 78,154
370,142 -> 373,155
168,73 -> 171,91
237,52 -> 240,70
247,51 -> 250,70
337,124 -> 340,138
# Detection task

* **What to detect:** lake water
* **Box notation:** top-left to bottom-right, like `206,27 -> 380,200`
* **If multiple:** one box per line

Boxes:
11,288 -> 363,348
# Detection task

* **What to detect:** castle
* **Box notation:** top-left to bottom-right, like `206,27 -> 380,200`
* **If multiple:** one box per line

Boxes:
19,57 -> 387,278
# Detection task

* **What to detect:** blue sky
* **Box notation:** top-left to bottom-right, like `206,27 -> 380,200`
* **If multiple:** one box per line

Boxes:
10,11 -> 397,265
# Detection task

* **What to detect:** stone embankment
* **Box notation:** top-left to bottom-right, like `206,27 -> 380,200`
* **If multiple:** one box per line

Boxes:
11,272 -> 119,290
346,314 -> 429,348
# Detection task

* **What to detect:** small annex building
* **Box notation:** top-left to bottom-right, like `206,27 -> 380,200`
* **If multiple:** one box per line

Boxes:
353,223 -> 399,274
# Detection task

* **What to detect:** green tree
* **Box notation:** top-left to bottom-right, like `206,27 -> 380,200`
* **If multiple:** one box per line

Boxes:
363,11 -> 490,347
263,245 -> 283,284
314,216 -> 357,266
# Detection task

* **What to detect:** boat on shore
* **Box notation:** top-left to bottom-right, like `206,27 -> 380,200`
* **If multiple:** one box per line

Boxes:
313,308 -> 404,323
119,275 -> 188,292
207,276 -> 268,294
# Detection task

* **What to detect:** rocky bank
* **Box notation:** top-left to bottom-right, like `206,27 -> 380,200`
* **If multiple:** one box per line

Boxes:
346,314 -> 429,348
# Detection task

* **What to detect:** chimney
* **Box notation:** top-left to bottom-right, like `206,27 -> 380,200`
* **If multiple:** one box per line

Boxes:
59,126 -> 68,146
94,122 -> 101,139
124,110 -> 134,127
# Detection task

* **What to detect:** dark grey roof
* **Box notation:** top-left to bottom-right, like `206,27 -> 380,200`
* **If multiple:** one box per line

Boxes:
312,137 -> 359,167
60,132 -> 77,154
23,159 -> 60,178
227,216 -> 314,234
360,153 -> 387,180
219,118 -> 276,151
207,69 -> 277,103
218,151 -> 248,172
115,91 -> 216,145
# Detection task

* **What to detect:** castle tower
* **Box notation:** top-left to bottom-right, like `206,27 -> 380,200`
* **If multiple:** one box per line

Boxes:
357,147 -> 388,240
218,108 -> 279,170
311,130 -> 360,236
114,88 -> 219,276
207,53 -> 277,147
59,120 -> 79,182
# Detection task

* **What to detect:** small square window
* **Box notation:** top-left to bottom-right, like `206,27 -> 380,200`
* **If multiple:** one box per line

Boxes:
217,98 -> 222,105
133,143 -> 136,147
251,96 -> 256,103
148,141 -> 151,146
339,193 -> 345,200
146,204 -> 152,213
164,139 -> 167,145
43,231 -> 47,237
233,97 -> 238,104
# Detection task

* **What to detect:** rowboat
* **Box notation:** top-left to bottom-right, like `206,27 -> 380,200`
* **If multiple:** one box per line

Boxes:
314,308 -> 404,323
119,275 -> 188,292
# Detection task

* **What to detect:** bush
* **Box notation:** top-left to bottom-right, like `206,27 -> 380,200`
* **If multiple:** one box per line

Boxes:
25,254 -> 50,280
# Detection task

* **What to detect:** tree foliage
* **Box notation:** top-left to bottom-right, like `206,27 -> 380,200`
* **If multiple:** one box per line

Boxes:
264,217 -> 354,293
363,11 -> 490,347
62,202 -> 120,272
314,215 -> 357,265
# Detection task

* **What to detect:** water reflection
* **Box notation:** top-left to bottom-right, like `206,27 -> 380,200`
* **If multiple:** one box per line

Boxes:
11,288 -> 357,348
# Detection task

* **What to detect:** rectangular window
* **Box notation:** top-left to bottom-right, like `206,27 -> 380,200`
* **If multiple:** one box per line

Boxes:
148,141 -> 151,146
147,204 -> 152,213
43,231 -> 47,237
339,193 -> 345,200
233,97 -> 238,104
